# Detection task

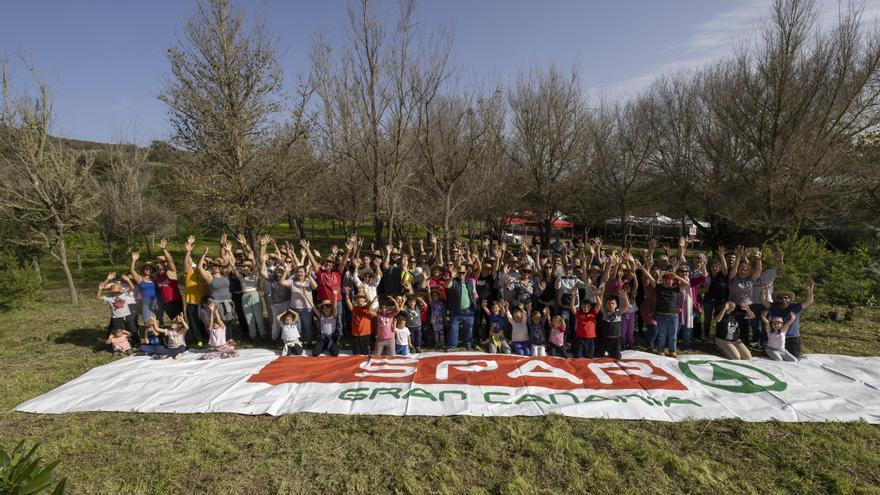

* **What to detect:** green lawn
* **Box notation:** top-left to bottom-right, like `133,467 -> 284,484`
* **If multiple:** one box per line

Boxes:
2,241 -> 880,494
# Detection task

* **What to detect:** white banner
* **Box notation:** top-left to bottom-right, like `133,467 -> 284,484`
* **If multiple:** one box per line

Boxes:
15,350 -> 880,422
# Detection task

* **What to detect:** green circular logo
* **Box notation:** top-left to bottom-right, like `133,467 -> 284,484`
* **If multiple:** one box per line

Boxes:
678,360 -> 787,393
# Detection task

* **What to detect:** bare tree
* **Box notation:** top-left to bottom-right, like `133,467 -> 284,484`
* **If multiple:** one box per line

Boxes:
159,0 -> 307,244
97,144 -> 175,262
0,55 -> 98,303
699,0 -> 880,237
587,98 -> 657,241
410,82 -> 503,250
508,66 -> 587,245
310,0 -> 450,245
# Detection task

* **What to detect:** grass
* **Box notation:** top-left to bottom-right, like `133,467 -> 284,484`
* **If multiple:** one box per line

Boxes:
2,235 -> 880,494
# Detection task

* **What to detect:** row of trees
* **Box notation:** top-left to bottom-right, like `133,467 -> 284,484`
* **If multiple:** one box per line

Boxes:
2,0 -> 880,305
160,0 -> 880,246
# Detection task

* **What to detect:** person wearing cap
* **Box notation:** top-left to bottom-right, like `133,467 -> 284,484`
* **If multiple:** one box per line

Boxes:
352,257 -> 381,311
301,238 -> 352,344
129,251 -> 159,326
154,239 -> 184,323
96,272 -> 138,337
761,279 -> 814,358
445,264 -> 478,351
760,311 -> 798,362
344,288 -> 377,355
505,263 -> 536,309
313,291 -> 341,356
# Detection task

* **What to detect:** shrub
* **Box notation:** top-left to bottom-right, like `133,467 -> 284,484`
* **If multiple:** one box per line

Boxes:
771,235 -> 880,308
0,252 -> 42,312
0,440 -> 65,494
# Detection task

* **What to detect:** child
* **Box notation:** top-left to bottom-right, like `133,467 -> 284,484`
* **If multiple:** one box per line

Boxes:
276,309 -> 303,356
505,300 -> 531,356
619,278 -> 638,350
106,328 -> 134,356
96,273 -> 138,338
599,292 -> 630,360
485,318 -> 511,354
141,315 -> 189,360
762,312 -> 798,362
403,295 -> 427,353
394,315 -> 413,355
314,290 -> 340,356
345,289 -> 377,356
429,289 -> 447,349
375,296 -> 402,356
573,285 -> 604,358
714,302 -> 754,360
547,315 -> 567,357
200,302 -> 239,360
528,307 -> 550,357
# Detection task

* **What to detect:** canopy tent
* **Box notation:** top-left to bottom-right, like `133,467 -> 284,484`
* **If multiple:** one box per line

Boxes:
502,211 -> 575,231
605,212 -> 710,229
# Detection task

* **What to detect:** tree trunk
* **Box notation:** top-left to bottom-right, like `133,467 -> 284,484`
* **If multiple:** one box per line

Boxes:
76,250 -> 82,270
57,236 -> 78,305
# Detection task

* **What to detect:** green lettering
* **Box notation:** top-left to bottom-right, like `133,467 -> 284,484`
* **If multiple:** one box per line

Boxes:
515,394 -> 551,405
484,392 -> 511,404
620,394 -> 656,406
439,390 -> 467,401
664,397 -> 701,407
369,387 -> 402,400
338,388 -> 370,401
582,395 -> 614,403
548,392 -> 579,405
402,388 -> 437,401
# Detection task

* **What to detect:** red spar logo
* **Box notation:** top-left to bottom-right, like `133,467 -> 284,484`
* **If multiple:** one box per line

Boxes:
248,355 -> 687,392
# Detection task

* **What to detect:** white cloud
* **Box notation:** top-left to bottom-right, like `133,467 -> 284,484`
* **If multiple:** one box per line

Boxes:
590,0 -> 880,100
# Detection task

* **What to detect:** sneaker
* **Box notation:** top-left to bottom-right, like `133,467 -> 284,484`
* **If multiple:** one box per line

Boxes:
196,341 -> 204,349
446,347 -> 456,353
281,346 -> 289,357
174,353 -> 183,360
670,352 -> 678,358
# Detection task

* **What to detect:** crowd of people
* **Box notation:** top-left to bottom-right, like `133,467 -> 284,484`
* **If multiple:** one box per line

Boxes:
96,232 -> 814,362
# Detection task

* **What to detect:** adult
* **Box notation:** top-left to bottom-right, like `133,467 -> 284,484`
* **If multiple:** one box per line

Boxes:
129,251 -> 158,325
701,247 -> 730,346
280,262 -> 318,348
230,235 -> 265,339
182,235 -> 209,346
352,257 -> 382,311
727,245 -> 764,345
196,246 -> 239,337
260,237 -> 292,341
445,264 -> 478,351
761,279 -> 814,358
301,237 -> 352,339
642,263 -> 690,358
154,238 -> 183,322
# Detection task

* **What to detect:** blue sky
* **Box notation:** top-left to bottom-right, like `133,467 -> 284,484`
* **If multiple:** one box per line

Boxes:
1,0 -> 876,143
